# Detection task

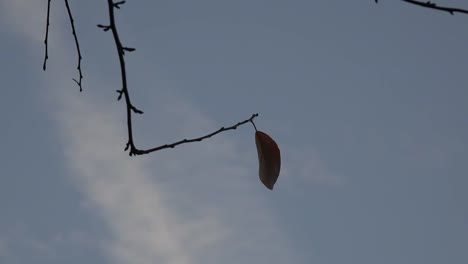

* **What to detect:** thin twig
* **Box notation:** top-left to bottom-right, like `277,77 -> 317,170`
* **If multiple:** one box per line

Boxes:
43,0 -> 52,71
401,0 -> 468,15
376,0 -> 468,15
133,113 -> 259,155
64,0 -> 83,91
250,119 -> 258,132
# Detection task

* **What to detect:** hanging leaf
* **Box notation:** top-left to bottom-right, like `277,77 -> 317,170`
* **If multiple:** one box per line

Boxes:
255,131 -> 281,190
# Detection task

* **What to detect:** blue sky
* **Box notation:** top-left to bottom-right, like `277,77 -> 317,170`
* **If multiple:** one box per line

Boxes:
1,0 -> 467,263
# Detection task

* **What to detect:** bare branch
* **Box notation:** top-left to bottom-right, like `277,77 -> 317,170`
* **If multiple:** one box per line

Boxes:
376,0 -> 468,15
64,0 -> 83,91
42,0 -> 468,158
43,0 -> 51,71
103,0 -> 260,156
104,0 -> 140,155
43,0 -> 84,91
132,113 -> 259,156
401,0 -> 468,15
103,1 -> 258,156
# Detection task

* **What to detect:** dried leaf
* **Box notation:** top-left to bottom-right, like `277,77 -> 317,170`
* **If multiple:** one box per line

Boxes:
255,131 -> 281,190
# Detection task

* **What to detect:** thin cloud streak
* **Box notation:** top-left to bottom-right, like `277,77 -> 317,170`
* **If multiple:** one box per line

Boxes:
58,98 -> 191,264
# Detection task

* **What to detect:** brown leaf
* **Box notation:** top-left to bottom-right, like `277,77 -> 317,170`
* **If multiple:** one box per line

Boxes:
255,131 -> 281,190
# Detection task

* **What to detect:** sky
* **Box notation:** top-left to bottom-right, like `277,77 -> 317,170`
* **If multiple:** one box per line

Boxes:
1,0 -> 467,264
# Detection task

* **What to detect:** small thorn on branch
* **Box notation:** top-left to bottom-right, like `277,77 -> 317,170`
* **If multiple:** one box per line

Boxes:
113,1 -> 126,9
116,89 -> 124,100
72,78 -> 82,92
123,47 -> 136,52
130,105 -> 144,114
97,24 -> 111,31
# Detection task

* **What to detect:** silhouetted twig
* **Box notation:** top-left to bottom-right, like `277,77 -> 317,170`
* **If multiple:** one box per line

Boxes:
100,0 -> 257,156
375,0 -> 468,15
402,0 -> 468,15
100,0 -> 140,156
133,113 -> 259,155
403,0 -> 468,15
43,0 -> 51,71
64,0 -> 83,91
43,0 -> 84,91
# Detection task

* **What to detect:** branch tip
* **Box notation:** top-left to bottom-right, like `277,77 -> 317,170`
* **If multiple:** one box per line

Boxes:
123,47 -> 136,52
116,90 -> 124,100
401,0 -> 468,15
130,106 -> 144,114
113,1 -> 126,9
97,24 -> 111,31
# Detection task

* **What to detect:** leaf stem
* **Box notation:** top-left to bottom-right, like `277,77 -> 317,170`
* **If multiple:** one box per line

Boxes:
250,119 -> 258,132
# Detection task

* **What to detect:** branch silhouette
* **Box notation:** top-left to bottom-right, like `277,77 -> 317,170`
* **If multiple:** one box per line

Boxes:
134,113 -> 259,155
99,0 -> 257,156
375,0 -> 468,15
42,0 -> 51,71
43,0 -> 83,91
64,0 -> 83,91
46,1 -> 468,156
43,1 -> 257,156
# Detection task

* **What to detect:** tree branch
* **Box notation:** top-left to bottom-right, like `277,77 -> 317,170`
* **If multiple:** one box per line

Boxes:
401,0 -> 468,15
375,0 -> 468,15
102,0 -> 140,155
133,113 -> 259,155
102,0 -> 257,156
43,0 -> 51,71
43,0 -> 84,91
64,0 -> 83,91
